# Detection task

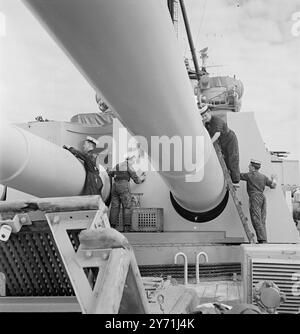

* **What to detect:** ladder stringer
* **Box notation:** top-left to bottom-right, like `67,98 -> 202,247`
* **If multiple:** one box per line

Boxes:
46,206 -> 149,314
213,142 -> 256,243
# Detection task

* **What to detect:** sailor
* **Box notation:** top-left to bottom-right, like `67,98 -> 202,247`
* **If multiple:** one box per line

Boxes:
240,159 -> 277,243
200,104 -> 240,184
108,152 -> 145,231
63,137 -> 103,196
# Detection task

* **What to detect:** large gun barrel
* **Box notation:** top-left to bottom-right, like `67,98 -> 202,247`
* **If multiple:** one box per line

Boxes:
0,124 -> 86,197
20,0 -> 225,213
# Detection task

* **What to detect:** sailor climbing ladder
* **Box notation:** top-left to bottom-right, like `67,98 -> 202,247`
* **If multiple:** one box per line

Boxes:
213,142 -> 256,243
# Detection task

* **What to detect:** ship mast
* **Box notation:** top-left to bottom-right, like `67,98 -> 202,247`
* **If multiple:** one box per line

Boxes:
167,0 -> 202,100
178,0 -> 202,83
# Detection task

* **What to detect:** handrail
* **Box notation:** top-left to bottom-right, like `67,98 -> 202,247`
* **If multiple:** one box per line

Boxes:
196,252 -> 208,284
174,252 -> 188,285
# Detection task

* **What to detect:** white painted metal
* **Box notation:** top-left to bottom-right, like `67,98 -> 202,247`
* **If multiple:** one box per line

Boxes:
21,0 -> 225,212
0,124 -> 86,197
174,252 -> 188,285
45,209 -> 148,314
251,259 -> 300,314
230,113 -> 300,243
241,244 -> 300,314
196,251 -> 209,284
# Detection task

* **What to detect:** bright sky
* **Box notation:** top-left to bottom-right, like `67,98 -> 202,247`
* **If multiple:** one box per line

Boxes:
0,0 -> 300,161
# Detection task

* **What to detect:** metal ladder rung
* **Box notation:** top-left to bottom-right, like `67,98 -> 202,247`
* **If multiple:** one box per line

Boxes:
213,142 -> 255,243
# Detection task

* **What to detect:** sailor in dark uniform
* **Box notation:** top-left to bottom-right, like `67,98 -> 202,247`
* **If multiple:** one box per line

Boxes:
200,104 -> 240,184
240,159 -> 277,243
63,137 -> 103,196
108,152 -> 145,231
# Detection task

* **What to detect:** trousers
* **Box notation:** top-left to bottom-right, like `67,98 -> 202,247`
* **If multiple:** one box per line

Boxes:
249,192 -> 267,242
220,130 -> 240,183
109,180 -> 132,228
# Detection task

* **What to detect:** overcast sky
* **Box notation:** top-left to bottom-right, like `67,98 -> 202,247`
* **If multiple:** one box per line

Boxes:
0,0 -> 299,161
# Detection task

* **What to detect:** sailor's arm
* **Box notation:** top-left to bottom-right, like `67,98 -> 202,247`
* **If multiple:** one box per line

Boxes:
63,146 -> 89,161
128,165 -> 146,184
266,174 -> 277,189
240,173 -> 249,181
106,168 -> 115,178
208,116 -> 226,140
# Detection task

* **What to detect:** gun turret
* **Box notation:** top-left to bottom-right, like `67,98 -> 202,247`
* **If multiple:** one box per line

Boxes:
16,0 -> 226,216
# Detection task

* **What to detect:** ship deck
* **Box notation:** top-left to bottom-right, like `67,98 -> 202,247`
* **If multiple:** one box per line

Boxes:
0,279 -> 243,313
146,278 -> 243,314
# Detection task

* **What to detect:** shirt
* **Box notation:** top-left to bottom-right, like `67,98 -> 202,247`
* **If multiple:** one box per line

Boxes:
240,171 -> 275,195
205,115 -> 230,139
68,147 -> 99,173
205,115 -> 233,147
67,147 -> 103,195
109,161 -> 142,184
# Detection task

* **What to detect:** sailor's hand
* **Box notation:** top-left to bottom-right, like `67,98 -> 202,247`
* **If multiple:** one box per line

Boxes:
63,145 -> 69,150
271,174 -> 278,182
270,174 -> 278,188
140,172 -> 146,183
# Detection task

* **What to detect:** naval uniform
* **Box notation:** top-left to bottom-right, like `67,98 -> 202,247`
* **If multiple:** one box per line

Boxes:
67,147 -> 103,196
108,161 -> 143,229
240,170 -> 275,243
205,115 -> 240,183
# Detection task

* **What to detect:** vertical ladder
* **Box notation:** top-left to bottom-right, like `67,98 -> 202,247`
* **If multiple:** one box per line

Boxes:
213,142 -> 256,243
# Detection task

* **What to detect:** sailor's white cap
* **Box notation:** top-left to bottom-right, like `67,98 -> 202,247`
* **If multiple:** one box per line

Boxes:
250,159 -> 261,168
85,136 -> 99,146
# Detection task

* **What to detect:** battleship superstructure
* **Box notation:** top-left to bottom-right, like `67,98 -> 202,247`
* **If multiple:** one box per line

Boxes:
0,0 -> 299,313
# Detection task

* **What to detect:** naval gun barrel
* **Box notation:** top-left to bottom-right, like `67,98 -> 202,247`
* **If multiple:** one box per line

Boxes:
20,0 -> 225,213
0,123 -> 86,197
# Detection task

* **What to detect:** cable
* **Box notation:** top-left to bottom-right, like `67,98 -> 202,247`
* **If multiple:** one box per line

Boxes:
195,0 -> 208,48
